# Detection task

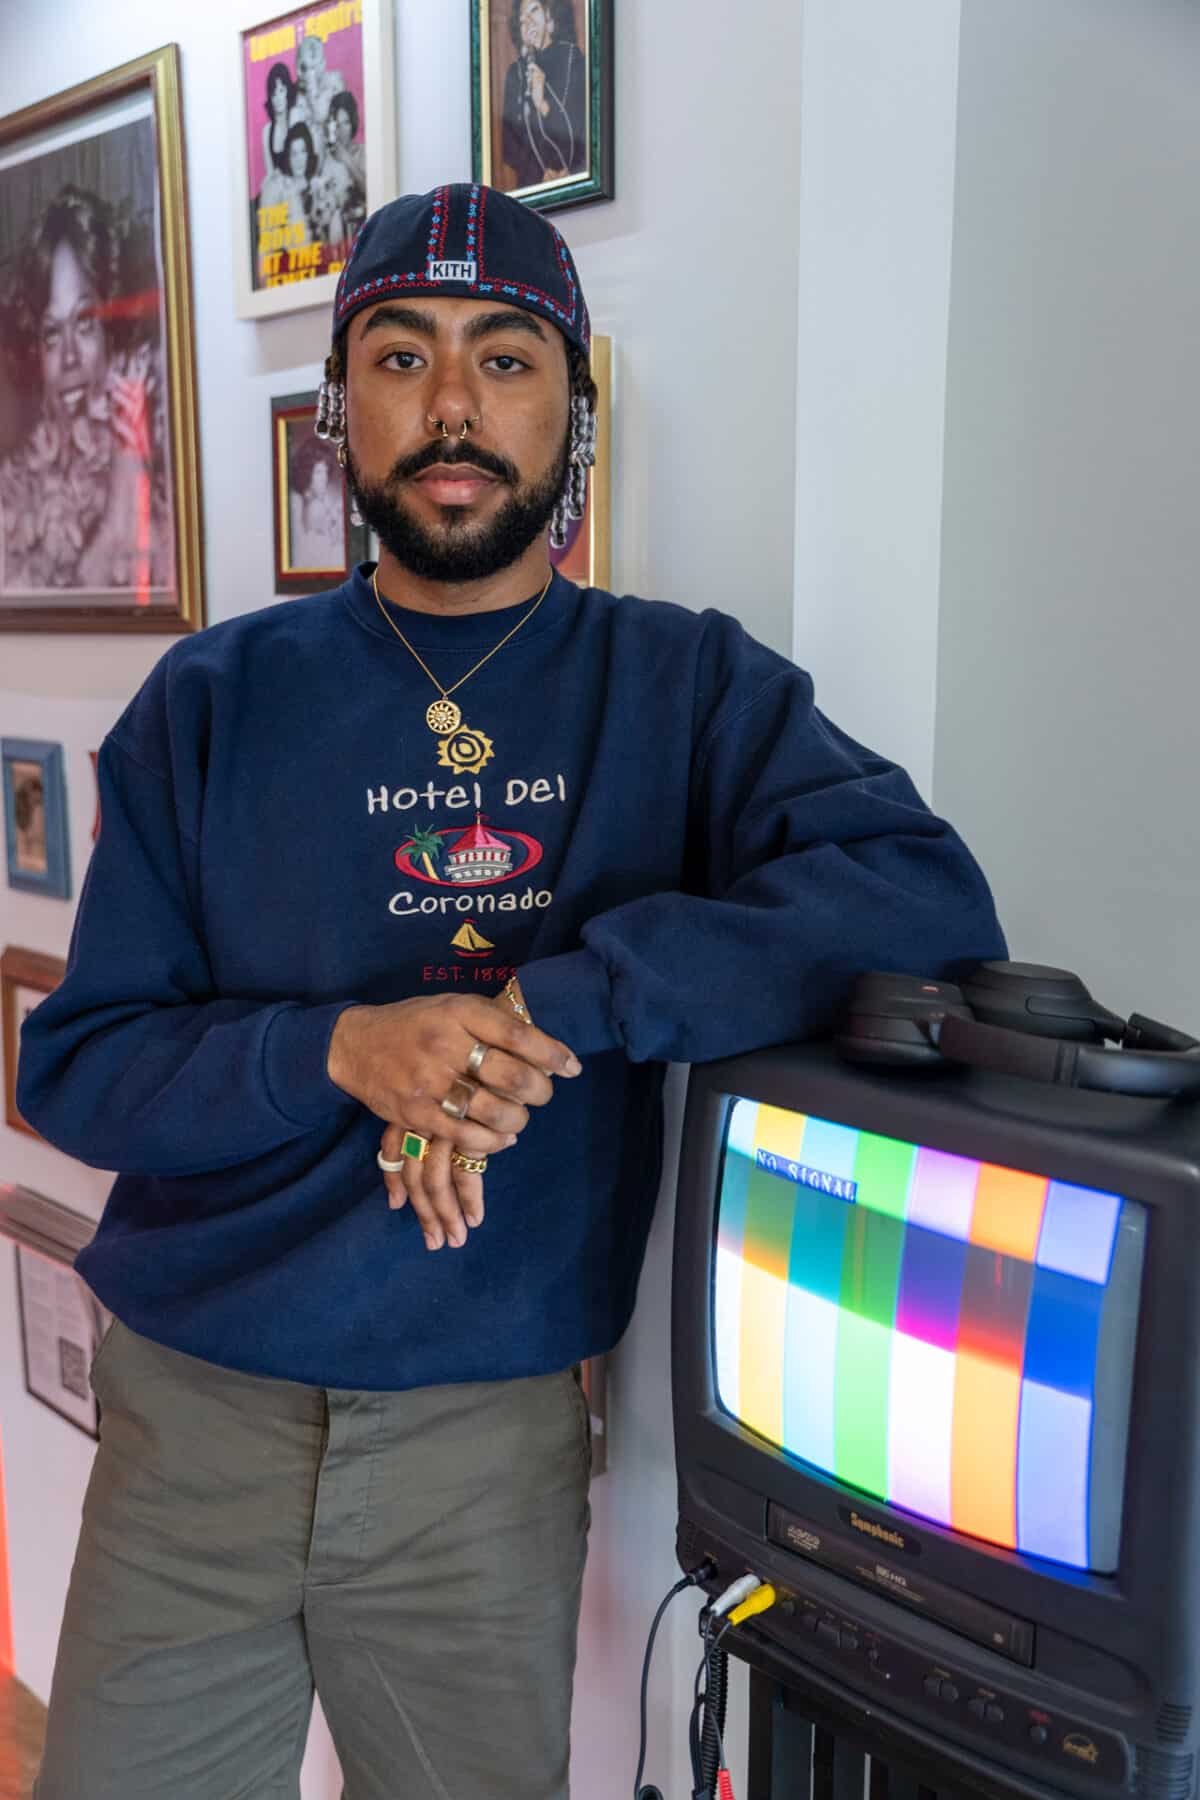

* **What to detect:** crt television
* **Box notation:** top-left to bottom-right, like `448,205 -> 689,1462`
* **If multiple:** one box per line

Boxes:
673,1043 -> 1200,1800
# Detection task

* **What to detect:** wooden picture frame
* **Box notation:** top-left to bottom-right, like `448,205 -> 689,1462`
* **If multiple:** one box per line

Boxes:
549,333 -> 611,589
2,739 -> 70,900
272,389 -> 369,593
232,1 -> 397,320
0,45 -> 204,633
2,946 -> 66,1139
471,0 -> 614,214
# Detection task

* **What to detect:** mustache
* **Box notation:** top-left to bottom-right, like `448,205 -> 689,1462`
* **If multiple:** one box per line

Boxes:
387,440 -> 520,486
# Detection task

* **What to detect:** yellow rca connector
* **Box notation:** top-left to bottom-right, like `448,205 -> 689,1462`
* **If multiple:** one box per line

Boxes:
727,1583 -> 777,1627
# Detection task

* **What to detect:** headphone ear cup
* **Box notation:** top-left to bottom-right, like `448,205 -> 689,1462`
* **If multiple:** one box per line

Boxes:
958,961 -> 1125,1042
835,973 -> 973,1069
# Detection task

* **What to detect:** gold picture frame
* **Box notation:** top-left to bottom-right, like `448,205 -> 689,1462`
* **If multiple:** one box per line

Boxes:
0,45 -> 204,632
549,333 -> 611,590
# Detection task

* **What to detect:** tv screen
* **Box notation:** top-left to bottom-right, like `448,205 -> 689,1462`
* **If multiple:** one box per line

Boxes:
713,1098 -> 1146,1575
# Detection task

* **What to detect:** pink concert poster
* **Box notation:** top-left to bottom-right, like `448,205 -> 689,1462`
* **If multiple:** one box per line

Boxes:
240,3 -> 367,294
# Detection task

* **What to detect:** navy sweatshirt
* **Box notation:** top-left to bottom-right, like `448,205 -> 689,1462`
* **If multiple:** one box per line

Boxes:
17,568 -> 1006,1389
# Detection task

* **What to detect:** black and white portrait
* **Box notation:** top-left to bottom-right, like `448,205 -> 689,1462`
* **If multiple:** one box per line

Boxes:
287,423 -> 345,572
271,389 -> 366,593
0,102 -> 174,600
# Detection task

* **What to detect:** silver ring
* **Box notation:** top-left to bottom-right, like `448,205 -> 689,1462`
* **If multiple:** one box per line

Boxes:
466,1041 -> 489,1078
376,1151 -> 407,1173
441,1078 -> 476,1121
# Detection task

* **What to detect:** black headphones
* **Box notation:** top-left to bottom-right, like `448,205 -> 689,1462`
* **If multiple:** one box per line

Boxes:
836,961 -> 1200,1099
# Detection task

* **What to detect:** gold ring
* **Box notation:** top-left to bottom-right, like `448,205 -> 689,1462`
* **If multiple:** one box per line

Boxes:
441,1078 -> 476,1121
400,1131 -> 431,1162
450,1152 -> 488,1174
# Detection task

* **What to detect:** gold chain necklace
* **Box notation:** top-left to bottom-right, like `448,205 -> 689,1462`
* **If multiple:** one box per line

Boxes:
371,567 -> 554,737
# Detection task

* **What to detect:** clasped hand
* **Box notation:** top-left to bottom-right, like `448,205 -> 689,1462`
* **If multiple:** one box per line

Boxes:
327,993 -> 581,1252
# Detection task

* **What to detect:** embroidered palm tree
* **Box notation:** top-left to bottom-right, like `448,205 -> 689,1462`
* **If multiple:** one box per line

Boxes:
404,826 -> 444,881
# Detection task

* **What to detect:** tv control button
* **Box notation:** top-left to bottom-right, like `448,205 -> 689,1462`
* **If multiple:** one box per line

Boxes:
924,1676 -> 942,1699
816,1621 -> 841,1649
941,1684 -> 959,1704
968,1699 -> 986,1720
841,1633 -> 859,1653
1029,1726 -> 1049,1747
986,1705 -> 1005,1725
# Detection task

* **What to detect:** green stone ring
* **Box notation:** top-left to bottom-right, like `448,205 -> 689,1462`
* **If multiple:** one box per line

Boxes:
401,1131 -> 431,1162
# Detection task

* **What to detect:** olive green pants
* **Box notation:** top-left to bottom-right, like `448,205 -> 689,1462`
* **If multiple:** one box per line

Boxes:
34,1320 -> 591,1799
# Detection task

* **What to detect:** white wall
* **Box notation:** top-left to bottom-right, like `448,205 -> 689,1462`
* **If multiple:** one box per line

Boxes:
791,0 -> 963,797
0,3 -> 806,1796
935,0 -> 1200,1027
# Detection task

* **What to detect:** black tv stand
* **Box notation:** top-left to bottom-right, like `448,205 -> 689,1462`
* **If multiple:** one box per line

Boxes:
746,1660 -> 1037,1800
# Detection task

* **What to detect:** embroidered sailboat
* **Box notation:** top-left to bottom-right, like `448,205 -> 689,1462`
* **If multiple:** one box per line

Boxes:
451,922 -> 495,958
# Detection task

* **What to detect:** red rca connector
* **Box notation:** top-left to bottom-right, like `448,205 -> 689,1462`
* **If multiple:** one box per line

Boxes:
717,1771 -> 736,1800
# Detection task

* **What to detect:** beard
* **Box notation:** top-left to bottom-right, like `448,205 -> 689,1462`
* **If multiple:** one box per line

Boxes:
345,426 -> 569,583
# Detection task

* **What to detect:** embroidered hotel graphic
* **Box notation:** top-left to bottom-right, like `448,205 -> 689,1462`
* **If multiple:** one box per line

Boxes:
395,814 -> 543,887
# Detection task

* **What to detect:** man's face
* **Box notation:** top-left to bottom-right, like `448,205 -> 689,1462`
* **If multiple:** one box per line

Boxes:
520,1 -> 553,52
40,239 -> 107,429
344,295 -> 571,583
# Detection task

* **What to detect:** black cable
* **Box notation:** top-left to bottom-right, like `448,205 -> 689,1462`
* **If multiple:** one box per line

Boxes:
698,1621 -> 729,1795
688,1614 -> 734,1800
634,1567 -> 714,1800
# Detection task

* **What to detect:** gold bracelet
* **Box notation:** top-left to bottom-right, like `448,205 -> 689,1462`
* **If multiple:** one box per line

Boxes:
503,975 -> 532,1024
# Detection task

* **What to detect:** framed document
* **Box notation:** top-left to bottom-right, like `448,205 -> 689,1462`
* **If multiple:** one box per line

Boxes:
0,46 -> 204,632
232,1 -> 397,320
16,1243 -> 109,1440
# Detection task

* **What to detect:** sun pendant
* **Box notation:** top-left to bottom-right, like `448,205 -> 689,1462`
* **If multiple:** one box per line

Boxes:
426,697 -> 462,735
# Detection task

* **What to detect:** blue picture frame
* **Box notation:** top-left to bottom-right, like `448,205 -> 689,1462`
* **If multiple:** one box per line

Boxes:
2,738 -> 71,899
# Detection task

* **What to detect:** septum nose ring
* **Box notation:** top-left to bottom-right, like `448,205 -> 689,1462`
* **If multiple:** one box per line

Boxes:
426,415 -> 480,441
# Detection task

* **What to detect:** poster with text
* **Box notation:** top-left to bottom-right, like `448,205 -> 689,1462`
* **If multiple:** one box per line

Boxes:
241,2 -> 368,297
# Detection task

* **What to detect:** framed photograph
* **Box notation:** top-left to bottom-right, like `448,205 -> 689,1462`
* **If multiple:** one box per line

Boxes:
0,46 -> 204,633
471,0 -> 613,213
2,945 -> 66,1138
2,739 -> 70,899
233,1 -> 397,321
549,333 -> 610,588
272,389 -> 368,592
16,1243 -> 109,1441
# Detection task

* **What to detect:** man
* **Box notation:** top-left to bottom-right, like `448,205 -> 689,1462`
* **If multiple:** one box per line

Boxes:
20,183 -> 1005,1800
501,0 -> 587,190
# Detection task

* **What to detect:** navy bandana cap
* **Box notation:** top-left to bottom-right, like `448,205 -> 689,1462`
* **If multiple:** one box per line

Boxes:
331,182 -> 591,356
